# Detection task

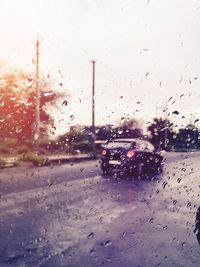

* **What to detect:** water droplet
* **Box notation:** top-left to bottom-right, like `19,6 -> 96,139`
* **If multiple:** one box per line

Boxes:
70,115 -> 74,121
45,204 -> 52,211
12,83 -> 19,91
120,155 -> 126,160
149,218 -> 154,224
26,77 -> 33,87
16,128 -> 22,133
172,110 -> 179,115
104,240 -> 112,247
24,99 -> 32,107
87,232 -> 95,239
107,257 -> 112,262
43,91 -> 53,97
122,232 -> 126,238
62,100 -> 68,106
89,249 -> 95,255
17,210 -> 23,215
116,193 -> 121,199
113,172 -> 118,179
182,242 -> 186,247
47,179 -> 53,187
9,96 -> 16,101
162,182 -> 168,189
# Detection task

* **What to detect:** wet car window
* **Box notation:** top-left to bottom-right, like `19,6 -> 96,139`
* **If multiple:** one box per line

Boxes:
144,141 -> 154,151
0,1 -> 200,267
137,140 -> 147,151
105,141 -> 134,149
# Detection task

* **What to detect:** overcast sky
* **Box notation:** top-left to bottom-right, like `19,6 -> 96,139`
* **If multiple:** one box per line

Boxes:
0,0 -> 200,135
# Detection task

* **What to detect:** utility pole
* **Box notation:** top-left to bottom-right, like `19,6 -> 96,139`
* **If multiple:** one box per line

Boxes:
92,60 -> 95,131
164,102 -> 168,149
90,60 -> 96,150
34,38 -> 40,141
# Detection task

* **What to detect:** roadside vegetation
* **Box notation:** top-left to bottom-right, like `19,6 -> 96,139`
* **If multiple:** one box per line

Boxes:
0,64 -> 199,168
0,158 -> 6,168
0,118 -> 199,168
18,152 -> 45,167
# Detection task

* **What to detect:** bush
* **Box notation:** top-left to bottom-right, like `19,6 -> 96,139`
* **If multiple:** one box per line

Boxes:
72,141 -> 94,153
3,138 -> 18,147
0,145 -> 11,154
0,138 -> 27,155
16,145 -> 30,154
0,158 -> 6,167
19,152 -> 45,166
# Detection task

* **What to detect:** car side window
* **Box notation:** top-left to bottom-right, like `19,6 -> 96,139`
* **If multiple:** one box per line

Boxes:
131,142 -> 137,149
137,141 -> 146,151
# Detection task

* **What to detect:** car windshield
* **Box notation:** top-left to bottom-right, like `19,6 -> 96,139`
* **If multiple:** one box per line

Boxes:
105,141 -> 134,149
0,1 -> 199,267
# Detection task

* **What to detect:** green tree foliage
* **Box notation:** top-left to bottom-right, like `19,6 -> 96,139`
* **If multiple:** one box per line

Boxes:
147,118 -> 174,150
0,68 -> 63,141
113,118 -> 143,139
176,124 -> 199,149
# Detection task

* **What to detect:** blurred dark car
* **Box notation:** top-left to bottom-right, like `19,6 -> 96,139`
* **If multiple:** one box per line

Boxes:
100,138 -> 164,177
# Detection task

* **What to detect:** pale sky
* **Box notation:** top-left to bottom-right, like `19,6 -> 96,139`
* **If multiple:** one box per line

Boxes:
0,0 -> 200,136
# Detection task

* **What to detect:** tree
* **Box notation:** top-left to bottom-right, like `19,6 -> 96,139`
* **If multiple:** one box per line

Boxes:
176,124 -> 199,149
0,67 -> 64,142
95,125 -> 112,140
147,118 -> 174,150
113,117 -> 143,139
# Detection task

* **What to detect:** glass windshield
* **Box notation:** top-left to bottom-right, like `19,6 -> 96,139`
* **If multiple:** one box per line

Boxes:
0,1 -> 199,267
105,141 -> 134,149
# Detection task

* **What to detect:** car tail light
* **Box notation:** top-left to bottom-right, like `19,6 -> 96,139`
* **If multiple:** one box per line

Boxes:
127,149 -> 136,158
102,149 -> 107,156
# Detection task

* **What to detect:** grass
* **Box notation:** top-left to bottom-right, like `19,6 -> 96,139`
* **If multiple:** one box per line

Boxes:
172,148 -> 197,152
71,141 -> 95,154
19,152 -> 45,166
0,158 -> 6,168
0,138 -> 103,168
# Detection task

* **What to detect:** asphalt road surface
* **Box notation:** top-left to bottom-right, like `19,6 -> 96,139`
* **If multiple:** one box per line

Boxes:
0,152 -> 200,267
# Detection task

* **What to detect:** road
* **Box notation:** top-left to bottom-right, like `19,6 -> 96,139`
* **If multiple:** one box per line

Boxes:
0,152 -> 200,267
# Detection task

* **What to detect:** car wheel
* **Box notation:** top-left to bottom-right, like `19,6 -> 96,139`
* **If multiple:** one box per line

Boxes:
152,159 -> 163,174
101,168 -> 110,176
136,163 -> 143,178
155,165 -> 163,174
